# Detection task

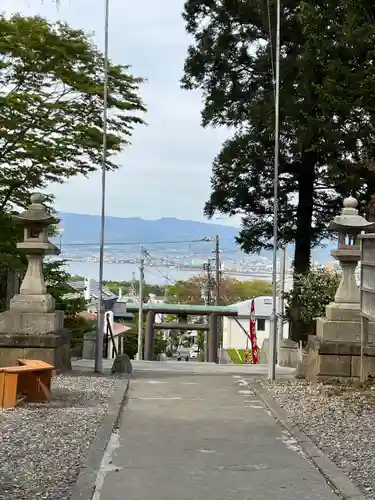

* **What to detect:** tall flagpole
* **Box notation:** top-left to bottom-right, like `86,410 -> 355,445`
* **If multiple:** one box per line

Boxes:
268,0 -> 281,380
95,0 -> 110,372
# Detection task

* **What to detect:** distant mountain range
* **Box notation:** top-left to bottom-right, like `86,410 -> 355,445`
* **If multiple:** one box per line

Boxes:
56,212 -> 336,262
58,212 -> 240,247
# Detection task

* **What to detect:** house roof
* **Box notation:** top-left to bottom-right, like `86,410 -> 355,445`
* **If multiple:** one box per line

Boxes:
117,296 -> 139,304
112,302 -> 134,319
78,311 -> 131,337
68,279 -> 117,302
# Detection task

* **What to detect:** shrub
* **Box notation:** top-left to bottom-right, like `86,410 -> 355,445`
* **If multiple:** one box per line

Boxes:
64,315 -> 95,354
286,267 -> 341,342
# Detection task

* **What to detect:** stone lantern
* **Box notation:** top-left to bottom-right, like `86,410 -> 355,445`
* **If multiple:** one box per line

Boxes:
328,196 -> 373,314
11,193 -> 59,310
0,193 -> 70,370
304,197 -> 375,381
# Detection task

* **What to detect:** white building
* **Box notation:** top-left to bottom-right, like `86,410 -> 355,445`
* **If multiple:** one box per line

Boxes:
148,293 -> 165,324
222,296 -> 289,351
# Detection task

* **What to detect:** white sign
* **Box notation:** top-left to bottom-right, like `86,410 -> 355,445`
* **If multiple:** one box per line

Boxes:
103,311 -> 114,333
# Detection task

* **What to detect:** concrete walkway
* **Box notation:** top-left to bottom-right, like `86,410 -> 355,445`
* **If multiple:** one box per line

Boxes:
95,369 -> 339,500
73,358 -> 296,376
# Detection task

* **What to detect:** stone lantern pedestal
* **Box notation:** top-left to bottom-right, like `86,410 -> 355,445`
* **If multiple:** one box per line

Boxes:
305,197 -> 375,380
0,194 -> 71,370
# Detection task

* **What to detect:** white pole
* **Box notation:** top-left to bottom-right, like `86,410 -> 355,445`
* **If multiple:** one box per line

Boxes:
268,0 -> 281,381
95,0 -> 110,373
137,246 -> 145,360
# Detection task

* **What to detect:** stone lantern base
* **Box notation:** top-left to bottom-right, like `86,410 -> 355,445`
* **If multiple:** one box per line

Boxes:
305,336 -> 375,381
1,309 -> 64,336
0,308 -> 71,370
0,330 -> 71,371
314,302 -> 375,344
303,303 -> 375,380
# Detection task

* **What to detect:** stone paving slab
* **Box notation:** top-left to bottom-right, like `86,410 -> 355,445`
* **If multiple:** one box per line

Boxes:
94,370 -> 339,500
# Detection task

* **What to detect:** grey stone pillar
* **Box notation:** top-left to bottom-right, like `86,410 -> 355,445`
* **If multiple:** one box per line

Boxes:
178,314 -> 187,340
217,316 -> 222,353
144,310 -> 155,361
208,314 -> 218,363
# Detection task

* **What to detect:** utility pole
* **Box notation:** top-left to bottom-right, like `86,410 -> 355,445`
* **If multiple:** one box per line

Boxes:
95,0 -> 110,373
214,235 -> 220,306
214,235 -> 221,362
203,260 -> 212,305
164,273 -> 168,302
277,247 -> 287,361
203,260 -> 212,361
268,0 -> 281,381
137,246 -> 145,360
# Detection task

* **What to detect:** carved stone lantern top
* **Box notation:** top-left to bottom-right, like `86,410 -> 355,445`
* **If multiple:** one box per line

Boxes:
330,197 -> 373,234
330,197 -> 374,261
14,193 -> 59,255
14,193 -> 58,226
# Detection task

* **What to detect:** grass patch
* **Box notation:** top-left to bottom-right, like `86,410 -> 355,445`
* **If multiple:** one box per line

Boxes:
228,349 -> 246,364
227,348 -> 264,364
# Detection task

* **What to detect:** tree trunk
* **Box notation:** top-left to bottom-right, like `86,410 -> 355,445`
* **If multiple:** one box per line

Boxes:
294,168 -> 315,274
290,161 -> 315,343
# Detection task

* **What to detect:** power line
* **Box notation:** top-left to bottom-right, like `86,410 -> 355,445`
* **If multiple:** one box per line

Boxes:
145,266 -> 177,285
60,237 -> 216,248
142,249 -> 177,284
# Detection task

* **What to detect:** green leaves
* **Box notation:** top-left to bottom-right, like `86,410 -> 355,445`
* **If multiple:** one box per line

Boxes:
43,259 -> 87,315
182,0 -> 375,271
167,276 -> 271,305
285,267 -> 341,339
0,14 -> 146,210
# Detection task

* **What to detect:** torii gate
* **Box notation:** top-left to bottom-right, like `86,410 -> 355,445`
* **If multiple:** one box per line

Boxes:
124,303 -> 238,362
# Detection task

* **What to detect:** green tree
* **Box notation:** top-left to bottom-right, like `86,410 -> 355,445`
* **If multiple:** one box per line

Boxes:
104,280 -> 133,294
181,1 -> 375,276
220,278 -> 272,304
42,259 -> 92,354
43,260 -> 87,315
154,333 -> 168,359
122,330 -> 139,359
168,276 -> 205,304
122,315 -> 168,359
0,14 -> 146,212
285,267 -> 340,341
167,276 -> 271,305
0,14 -> 145,305
70,274 -> 85,282
104,280 -> 165,299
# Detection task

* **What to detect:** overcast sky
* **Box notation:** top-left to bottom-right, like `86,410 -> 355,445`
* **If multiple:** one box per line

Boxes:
3,0 -> 240,226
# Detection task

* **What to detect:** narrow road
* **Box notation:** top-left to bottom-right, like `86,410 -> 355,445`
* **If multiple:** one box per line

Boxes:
96,370 -> 339,500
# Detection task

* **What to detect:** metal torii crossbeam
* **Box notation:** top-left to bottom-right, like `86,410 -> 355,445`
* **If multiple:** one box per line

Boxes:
124,302 -> 238,362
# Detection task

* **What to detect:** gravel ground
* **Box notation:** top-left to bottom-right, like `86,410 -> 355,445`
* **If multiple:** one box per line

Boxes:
0,372 -> 126,500
258,378 -> 375,498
